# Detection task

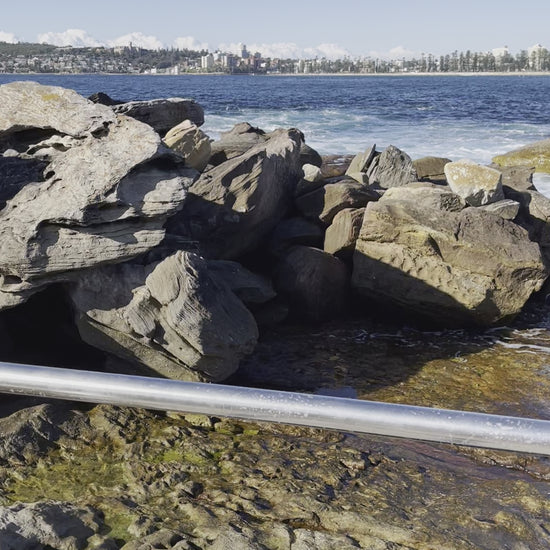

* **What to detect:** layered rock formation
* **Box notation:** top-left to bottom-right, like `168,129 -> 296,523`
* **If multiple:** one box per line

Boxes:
0,80 -> 549,385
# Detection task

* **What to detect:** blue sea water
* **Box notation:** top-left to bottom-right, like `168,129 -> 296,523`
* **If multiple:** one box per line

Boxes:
1,73 -> 549,169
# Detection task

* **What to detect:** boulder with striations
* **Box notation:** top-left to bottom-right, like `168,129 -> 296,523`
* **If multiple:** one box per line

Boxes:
167,128 -> 304,259
352,185 -> 547,326
69,251 -> 259,382
112,97 -> 205,136
0,81 -> 197,310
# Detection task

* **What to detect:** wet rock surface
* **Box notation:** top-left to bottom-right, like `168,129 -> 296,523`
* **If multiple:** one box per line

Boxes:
2,299 -> 550,549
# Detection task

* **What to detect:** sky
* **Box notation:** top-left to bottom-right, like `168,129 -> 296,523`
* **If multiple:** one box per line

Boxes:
1,0 -> 549,59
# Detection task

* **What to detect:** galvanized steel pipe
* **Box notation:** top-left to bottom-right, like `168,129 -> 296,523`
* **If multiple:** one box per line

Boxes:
1,361 -> 550,455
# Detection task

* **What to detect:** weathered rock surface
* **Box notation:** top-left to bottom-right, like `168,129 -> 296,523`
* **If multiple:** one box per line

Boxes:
370,145 -> 417,188
444,160 -> 504,206
209,122 -> 267,165
413,156 -> 451,184
493,138 -> 550,173
112,97 -> 205,136
324,207 -> 365,259
345,144 -> 377,184
163,119 -> 211,172
168,128 -> 303,259
69,251 -> 258,382
295,180 -> 379,225
491,164 -> 535,192
382,182 -> 466,212
274,245 -> 349,322
0,82 -> 197,310
0,501 -> 115,549
479,199 -> 520,221
352,186 -> 547,326
320,154 -> 354,179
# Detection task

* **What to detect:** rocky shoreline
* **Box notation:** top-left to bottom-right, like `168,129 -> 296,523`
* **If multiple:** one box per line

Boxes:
1,81 -> 550,548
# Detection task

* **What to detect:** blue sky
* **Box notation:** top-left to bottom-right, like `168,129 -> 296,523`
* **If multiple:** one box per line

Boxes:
1,0 -> 549,59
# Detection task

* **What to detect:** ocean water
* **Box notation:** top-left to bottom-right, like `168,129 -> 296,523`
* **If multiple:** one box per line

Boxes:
1,73 -> 549,163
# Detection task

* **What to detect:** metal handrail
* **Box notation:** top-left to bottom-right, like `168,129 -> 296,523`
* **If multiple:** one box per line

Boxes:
1,361 -> 549,455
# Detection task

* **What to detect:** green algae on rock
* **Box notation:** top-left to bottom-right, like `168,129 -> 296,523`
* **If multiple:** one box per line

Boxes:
493,138 -> 550,173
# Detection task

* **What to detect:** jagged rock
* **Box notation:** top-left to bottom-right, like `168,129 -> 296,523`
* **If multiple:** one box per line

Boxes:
320,154 -> 354,179
207,260 -> 276,305
274,246 -> 349,322
491,164 -> 535,192
69,251 -> 258,382
209,122 -> 267,165
0,501 -> 115,550
167,128 -> 303,260
370,145 -> 417,188
164,119 -> 211,172
345,144 -> 377,184
324,207 -> 365,259
413,156 -> 451,184
493,138 -> 550,173
479,199 -> 520,220
444,160 -> 504,206
504,188 -> 550,258
0,82 -> 197,310
88,91 -> 123,106
352,186 -> 547,326
299,143 -> 323,168
268,217 -> 325,256
295,180 -> 379,225
113,97 -> 205,136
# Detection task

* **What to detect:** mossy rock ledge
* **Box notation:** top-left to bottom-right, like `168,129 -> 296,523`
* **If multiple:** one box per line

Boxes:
493,138 -> 550,173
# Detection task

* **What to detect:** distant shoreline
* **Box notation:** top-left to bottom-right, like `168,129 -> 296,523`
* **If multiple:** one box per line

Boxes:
1,71 -> 550,78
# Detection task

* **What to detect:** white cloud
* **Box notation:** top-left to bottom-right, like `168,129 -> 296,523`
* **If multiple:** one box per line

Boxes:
109,32 -> 164,50
173,36 -> 209,51
37,29 -> 102,47
0,31 -> 19,44
366,46 -> 419,60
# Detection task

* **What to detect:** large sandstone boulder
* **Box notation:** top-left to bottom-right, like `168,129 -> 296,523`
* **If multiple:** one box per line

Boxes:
0,82 -> 197,310
493,139 -> 550,173
274,246 -> 349,322
70,251 -> 258,382
324,207 -> 365,259
167,128 -> 304,259
444,160 -> 504,206
163,119 -> 211,172
209,122 -> 267,165
295,180 -> 379,225
112,97 -> 204,136
352,186 -> 547,326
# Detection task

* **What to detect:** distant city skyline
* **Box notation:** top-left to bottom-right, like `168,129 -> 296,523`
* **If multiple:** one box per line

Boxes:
1,0 -> 549,60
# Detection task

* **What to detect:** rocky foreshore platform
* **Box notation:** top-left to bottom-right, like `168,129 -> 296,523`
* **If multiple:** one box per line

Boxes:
1,81 -> 550,549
